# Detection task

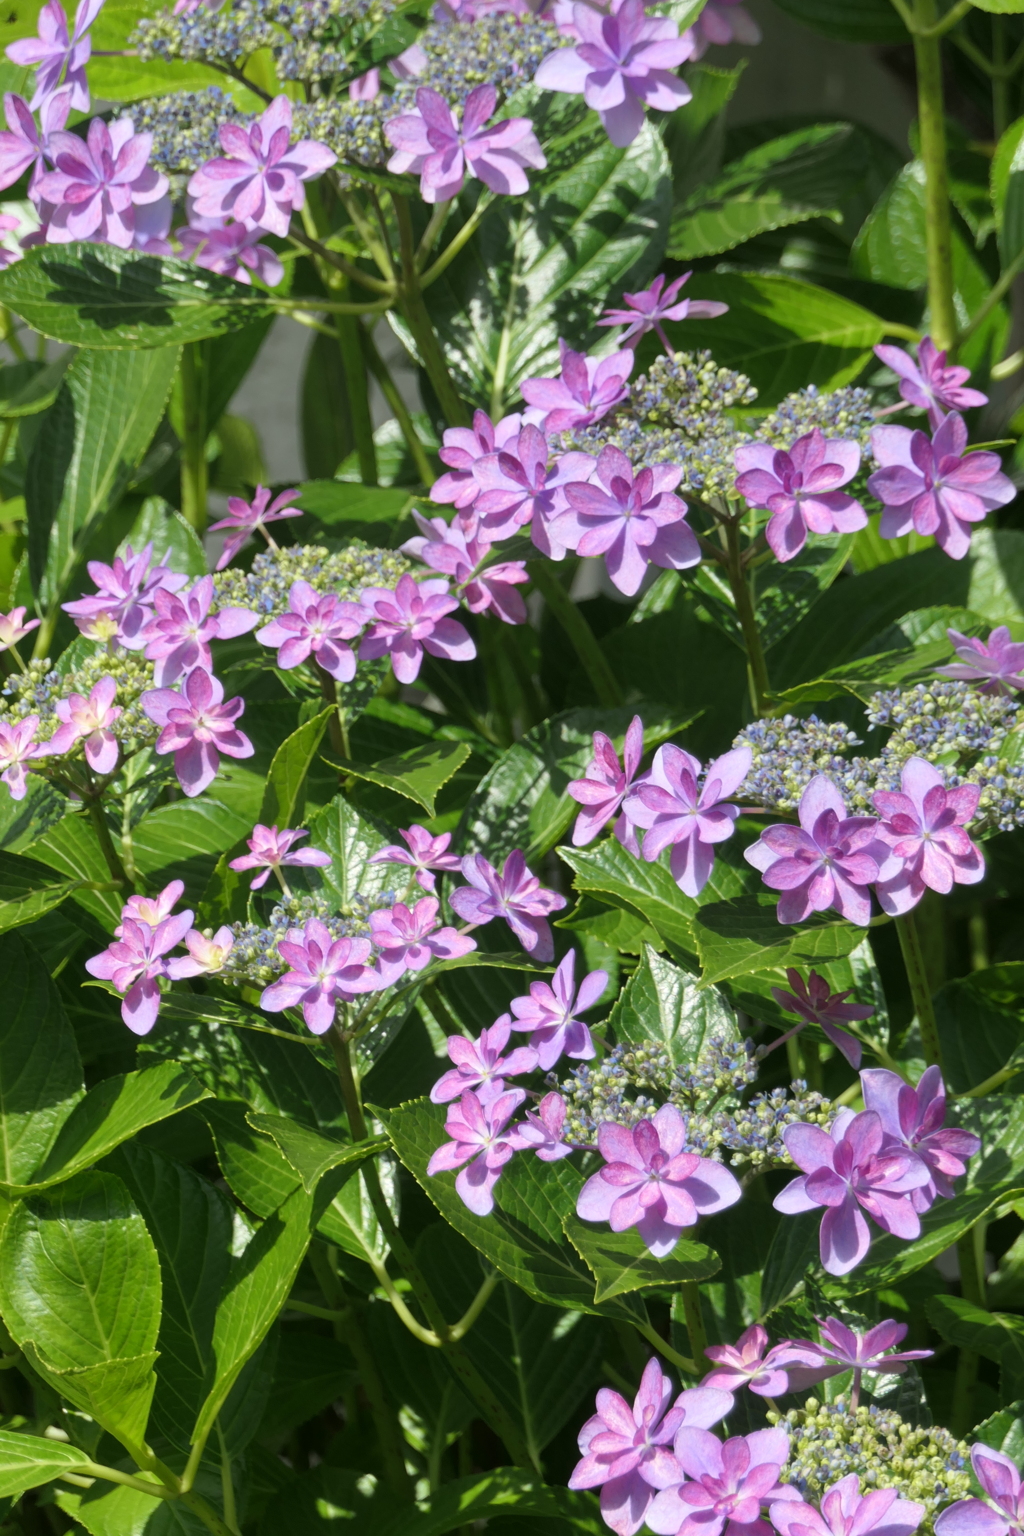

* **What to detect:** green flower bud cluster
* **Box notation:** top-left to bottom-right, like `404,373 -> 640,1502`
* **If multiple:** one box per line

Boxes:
132,0 -> 391,79
0,650 -> 158,751
213,541 -> 409,622
219,889 -> 395,987
716,1082 -> 834,1171
771,1399 -> 970,1522
134,88 -> 247,177
757,386 -> 876,450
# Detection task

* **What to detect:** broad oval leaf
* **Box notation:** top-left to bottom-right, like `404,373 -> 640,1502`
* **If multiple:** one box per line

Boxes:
0,1429 -> 94,1499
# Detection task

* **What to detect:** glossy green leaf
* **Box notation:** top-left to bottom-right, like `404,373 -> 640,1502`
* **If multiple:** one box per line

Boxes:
247,1112 -> 386,1192
0,244 -> 273,349
259,707 -> 333,830
0,353 -> 71,418
927,1295 -> 1024,1400
971,0 -> 1024,11
331,738 -> 472,815
365,1468 -> 606,1536
608,944 -> 738,1063
992,117 -> 1024,267
934,966 -> 1024,1095
759,1211 -> 820,1315
563,1215 -> 720,1302
0,1429 -> 94,1497
129,798 -> 255,877
297,480 -> 415,527
768,641 -> 949,709
770,0 -> 908,40
0,849 -> 83,933
694,895 -> 864,986
0,1171 -> 161,1455
0,932 -> 84,1188
558,840 -> 701,968
27,813 -> 123,926
309,793 -> 397,909
973,1402 -> 1024,1463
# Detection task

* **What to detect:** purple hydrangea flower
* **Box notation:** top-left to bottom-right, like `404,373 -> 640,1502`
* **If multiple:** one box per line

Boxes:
62,542 -> 186,646
142,666 -> 254,798
6,0 -> 103,113
165,925 -> 235,979
646,1425 -> 797,1536
937,626 -> 1024,695
369,894 -> 477,983
260,920 -> 379,1034
773,1109 -> 931,1276
0,605 -> 40,653
577,1103 -> 742,1257
430,1015 -> 538,1104
0,89 -> 70,193
228,824 -> 332,891
935,1445 -> 1024,1536
47,675 -> 122,775
768,968 -> 874,1071
403,511 -> 529,625
187,95 -> 336,238
430,409 -> 522,509
861,1065 -> 980,1210
735,429 -> 867,563
702,1324 -> 835,1398
38,117 -> 169,248
368,823 -> 462,893
358,573 -> 476,684
449,849 -> 567,961
745,776 -> 886,928
0,715 -> 48,799
772,1475 -> 925,1536
426,1085 -> 526,1214
384,82 -> 546,202
208,485 -> 302,570
568,716 -> 646,852
874,337 -> 988,431
554,446 -> 701,595
141,574 -> 258,687
622,743 -> 750,897
471,424 -> 596,555
520,341 -> 633,434
255,580 -> 365,682
509,1091 -> 574,1161
535,0 -> 693,146
177,217 -> 284,286
598,271 -> 728,351
871,756 -> 984,916
568,1358 -> 734,1536
85,908 -> 194,1035
867,414 -> 1015,562
508,949 -> 606,1069
811,1317 -> 933,1401
117,879 -> 184,935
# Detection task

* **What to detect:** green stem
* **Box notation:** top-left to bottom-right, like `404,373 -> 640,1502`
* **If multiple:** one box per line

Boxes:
634,1318 -> 697,1377
679,1282 -> 707,1368
216,1426 -> 239,1536
392,192 -> 470,427
180,1487 -> 247,1536
958,243 -> 1024,346
724,520 -> 770,714
336,289 -> 378,486
895,909 -> 944,1071
420,195 -> 495,288
911,0 -> 959,351
288,223 -> 393,295
360,322 -> 436,486
179,342 -> 209,535
330,1020 -> 367,1138
526,559 -> 623,707
951,1221 -> 987,1436
316,663 -> 349,758
86,798 -> 129,890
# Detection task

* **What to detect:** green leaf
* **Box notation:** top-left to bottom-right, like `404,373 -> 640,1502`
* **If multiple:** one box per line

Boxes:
420,116 -> 670,412
759,1211 -> 820,1315
377,1097 -> 646,1324
563,1215 -> 720,1302
608,944 -> 737,1063
27,346 -> 180,613
0,244 -> 273,349
130,798 -> 255,878
0,353 -> 71,418
669,123 -> 856,260
973,1402 -> 1024,1462
991,117 -> 1024,268
27,813 -> 123,926
118,496 -> 206,581
663,61 -> 744,203
768,640 -> 950,709
770,0 -> 908,40
0,1429 -> 94,1498
309,794 -> 399,909
971,0 -> 1024,11
934,966 -> 1024,1095
246,1113 -> 387,1193
297,480 -> 415,530
363,1468 -> 606,1536
331,739 -> 472,816
927,1294 -> 1024,1399
0,848 -> 83,933
0,932 -> 84,1188
694,895 -> 864,986
259,707 -> 333,829
3,1062 -> 212,1195
0,1171 -> 161,1456
558,840 -> 702,968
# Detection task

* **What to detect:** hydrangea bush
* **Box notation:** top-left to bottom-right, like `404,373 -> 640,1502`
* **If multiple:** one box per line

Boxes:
1,1 -> 1024,1534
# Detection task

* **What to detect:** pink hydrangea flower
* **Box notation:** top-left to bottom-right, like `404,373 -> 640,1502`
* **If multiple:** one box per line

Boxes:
255,580 -> 365,682
874,337 -> 987,431
772,1475 -> 925,1536
426,1085 -> 526,1214
430,1015 -> 538,1104
812,1317 -> 933,1392
117,879 -> 184,935
368,824 -> 462,892
691,0 -> 761,58
577,1103 -> 742,1257
535,0 -> 693,146
187,95 -> 336,237
520,341 -> 633,434
568,715 -> 646,852
165,925 -> 235,979
0,715 -> 48,799
47,675 -> 122,775
385,83 -> 545,203
141,574 -> 258,687
0,89 -> 70,193
260,920 -> 379,1033
430,409 -> 522,508
768,968 -> 874,1071
369,894 -> 477,983
646,1426 -> 798,1536
0,605 -> 40,653
85,908 -> 194,1035
471,423 -> 596,555
937,625 -> 1024,695
358,573 -> 475,684
871,757 -> 984,916
773,1109 -> 931,1276
622,743 -> 750,896
555,446 -> 700,595
569,1358 -> 733,1536
142,666 -> 254,798
38,117 -> 169,248
403,511 -> 529,625
449,849 -> 567,961
509,1091 -> 575,1161
62,542 -> 186,646
598,272 -> 728,351
509,950 -> 606,1069
349,66 -> 379,100
868,414 -> 1015,561
861,1065 -> 980,1210
935,1445 -> 1024,1536
702,1324 -> 835,1398
745,776 -> 886,928
6,0 -> 103,113
177,217 -> 284,286
208,484 -> 302,570
735,429 -> 867,563
228,824 -> 332,891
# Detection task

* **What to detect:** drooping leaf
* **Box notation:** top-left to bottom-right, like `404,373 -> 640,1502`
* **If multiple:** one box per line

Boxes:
331,739 -> 472,816
563,1215 -> 720,1302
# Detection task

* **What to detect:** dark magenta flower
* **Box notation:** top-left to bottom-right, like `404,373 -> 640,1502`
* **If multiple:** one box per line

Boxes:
509,950 -> 606,1069
598,271 -> 727,351
430,1015 -> 537,1104
812,1317 -> 932,1400
142,574 -> 258,686
937,625 -> 1024,695
187,95 -> 335,237
384,83 -> 545,203
260,920 -> 379,1034
255,580 -> 365,682
209,485 -> 303,570
368,824 -> 462,893
745,776 -> 886,928
772,1475 -> 925,1536
228,824 -> 332,891
521,341 -> 633,434
861,1065 -> 980,1209
426,1086 -> 526,1214
568,716 -> 646,852
646,1426 -> 797,1536
735,429 -> 867,563
871,757 -> 984,916
358,573 -> 476,684
874,337 -> 987,430
702,1324 -> 834,1398
935,1446 -> 1024,1536
177,217 -> 284,286
142,666 -> 254,798
769,968 -> 874,1070
449,849 -> 567,960
623,743 -> 750,897
868,414 -> 1015,561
